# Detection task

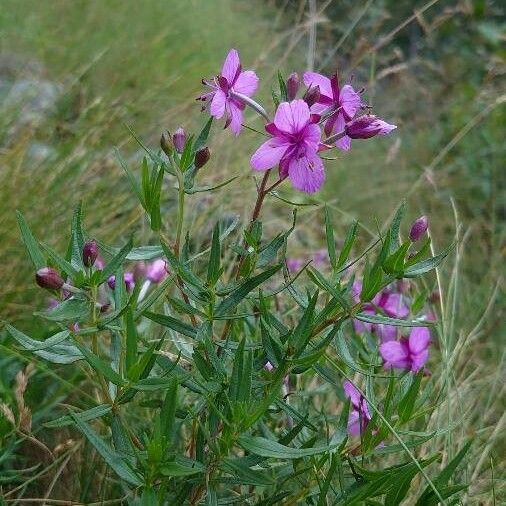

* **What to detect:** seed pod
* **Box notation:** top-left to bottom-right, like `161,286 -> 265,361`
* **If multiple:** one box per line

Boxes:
36,267 -> 64,290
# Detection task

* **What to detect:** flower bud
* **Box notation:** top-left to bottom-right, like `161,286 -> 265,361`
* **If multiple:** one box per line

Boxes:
82,239 -> 98,267
36,267 -> 64,290
286,72 -> 300,101
303,85 -> 320,107
345,115 -> 396,139
409,215 -> 428,241
172,128 -> 187,153
160,131 -> 172,156
195,146 -> 210,169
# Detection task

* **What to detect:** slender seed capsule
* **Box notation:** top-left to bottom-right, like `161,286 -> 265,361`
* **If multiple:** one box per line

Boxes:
409,215 -> 429,241
286,72 -> 300,101
172,128 -> 187,153
195,147 -> 210,169
82,239 -> 98,267
36,267 -> 64,290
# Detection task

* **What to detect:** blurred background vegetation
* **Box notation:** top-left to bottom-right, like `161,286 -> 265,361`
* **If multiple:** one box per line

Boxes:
0,0 -> 504,502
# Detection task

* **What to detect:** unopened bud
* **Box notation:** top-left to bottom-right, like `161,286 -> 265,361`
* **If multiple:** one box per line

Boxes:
409,215 -> 428,242
303,85 -> 320,107
36,267 -> 64,290
172,128 -> 187,153
195,147 -> 210,169
160,131 -> 172,156
345,115 -> 396,139
286,73 -> 300,101
82,239 -> 98,267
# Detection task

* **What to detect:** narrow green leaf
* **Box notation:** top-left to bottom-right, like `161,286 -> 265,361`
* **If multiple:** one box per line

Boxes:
355,313 -> 434,327
194,117 -> 213,151
143,311 -> 197,339
99,237 -> 133,284
238,435 -> 336,459
16,211 -> 45,269
35,297 -> 90,323
115,147 -> 145,207
160,377 -> 178,441
71,414 -> 142,486
125,308 -> 138,373
337,221 -> 358,269
325,206 -> 337,268
214,265 -> 282,317
74,343 -> 126,386
398,371 -> 423,423
44,404 -> 112,428
207,222 -> 221,286
403,243 -> 455,278
160,460 -> 204,477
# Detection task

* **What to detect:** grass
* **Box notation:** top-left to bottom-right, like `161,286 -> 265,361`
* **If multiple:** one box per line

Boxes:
0,0 -> 504,503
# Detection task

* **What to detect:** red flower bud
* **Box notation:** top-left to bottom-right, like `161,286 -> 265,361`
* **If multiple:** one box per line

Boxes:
195,147 -> 210,169
36,267 -> 64,290
82,239 -> 98,267
286,72 -> 300,101
409,215 -> 428,242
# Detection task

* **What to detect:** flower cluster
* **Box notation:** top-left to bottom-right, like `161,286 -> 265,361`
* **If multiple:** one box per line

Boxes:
199,49 -> 396,193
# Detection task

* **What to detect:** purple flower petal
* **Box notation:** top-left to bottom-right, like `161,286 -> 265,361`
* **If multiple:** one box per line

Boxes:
228,102 -> 244,136
234,70 -> 259,96
210,89 -> 226,118
375,324 -> 397,343
288,151 -> 325,193
380,340 -> 409,369
411,350 -> 429,372
382,293 -> 409,318
408,327 -> 431,355
221,48 -> 240,84
339,84 -> 362,119
303,72 -> 333,100
274,100 -> 311,134
250,137 -> 289,171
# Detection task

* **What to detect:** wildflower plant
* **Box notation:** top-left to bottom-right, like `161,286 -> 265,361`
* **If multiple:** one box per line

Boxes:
4,48 -> 471,504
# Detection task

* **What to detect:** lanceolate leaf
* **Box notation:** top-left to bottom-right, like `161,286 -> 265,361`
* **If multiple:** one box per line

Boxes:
355,313 -> 435,328
74,343 -> 126,386
238,435 -> 337,459
45,404 -> 112,428
71,414 -> 142,486
16,211 -> 45,269
403,243 -> 455,278
99,237 -> 134,284
143,311 -> 197,339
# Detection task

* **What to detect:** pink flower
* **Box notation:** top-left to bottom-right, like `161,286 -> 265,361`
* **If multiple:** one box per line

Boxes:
380,326 -> 431,372
199,49 -> 259,136
250,100 -> 325,193
107,272 -> 135,292
146,259 -> 167,283
286,258 -> 304,273
303,72 -> 362,151
343,380 -> 371,436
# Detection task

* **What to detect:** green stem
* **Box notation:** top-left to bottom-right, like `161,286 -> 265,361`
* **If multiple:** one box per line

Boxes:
174,168 -> 186,256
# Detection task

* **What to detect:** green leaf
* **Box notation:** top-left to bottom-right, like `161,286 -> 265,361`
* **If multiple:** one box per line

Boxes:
99,237 -> 133,284
257,234 -> 285,269
238,435 -> 336,459
289,292 -> 318,357
389,201 -> 406,252
229,338 -> 252,403
125,308 -> 138,373
207,222 -> 221,286
383,241 -> 410,275
214,265 -> 282,317
160,460 -> 204,477
194,117 -> 213,151
277,71 -> 288,102
115,147 -> 145,207
143,311 -> 197,339
398,371 -> 423,423
149,165 -> 164,231
36,297 -> 90,323
5,324 -> 83,364
71,414 -> 142,486
45,404 -> 112,428
160,378 -> 178,441
403,243 -> 455,278
221,458 -> 275,486
16,211 -> 45,269
74,343 -> 126,386
416,440 -> 472,506
337,221 -> 358,269
324,206 -> 337,268
40,242 -> 79,279
355,313 -> 434,327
